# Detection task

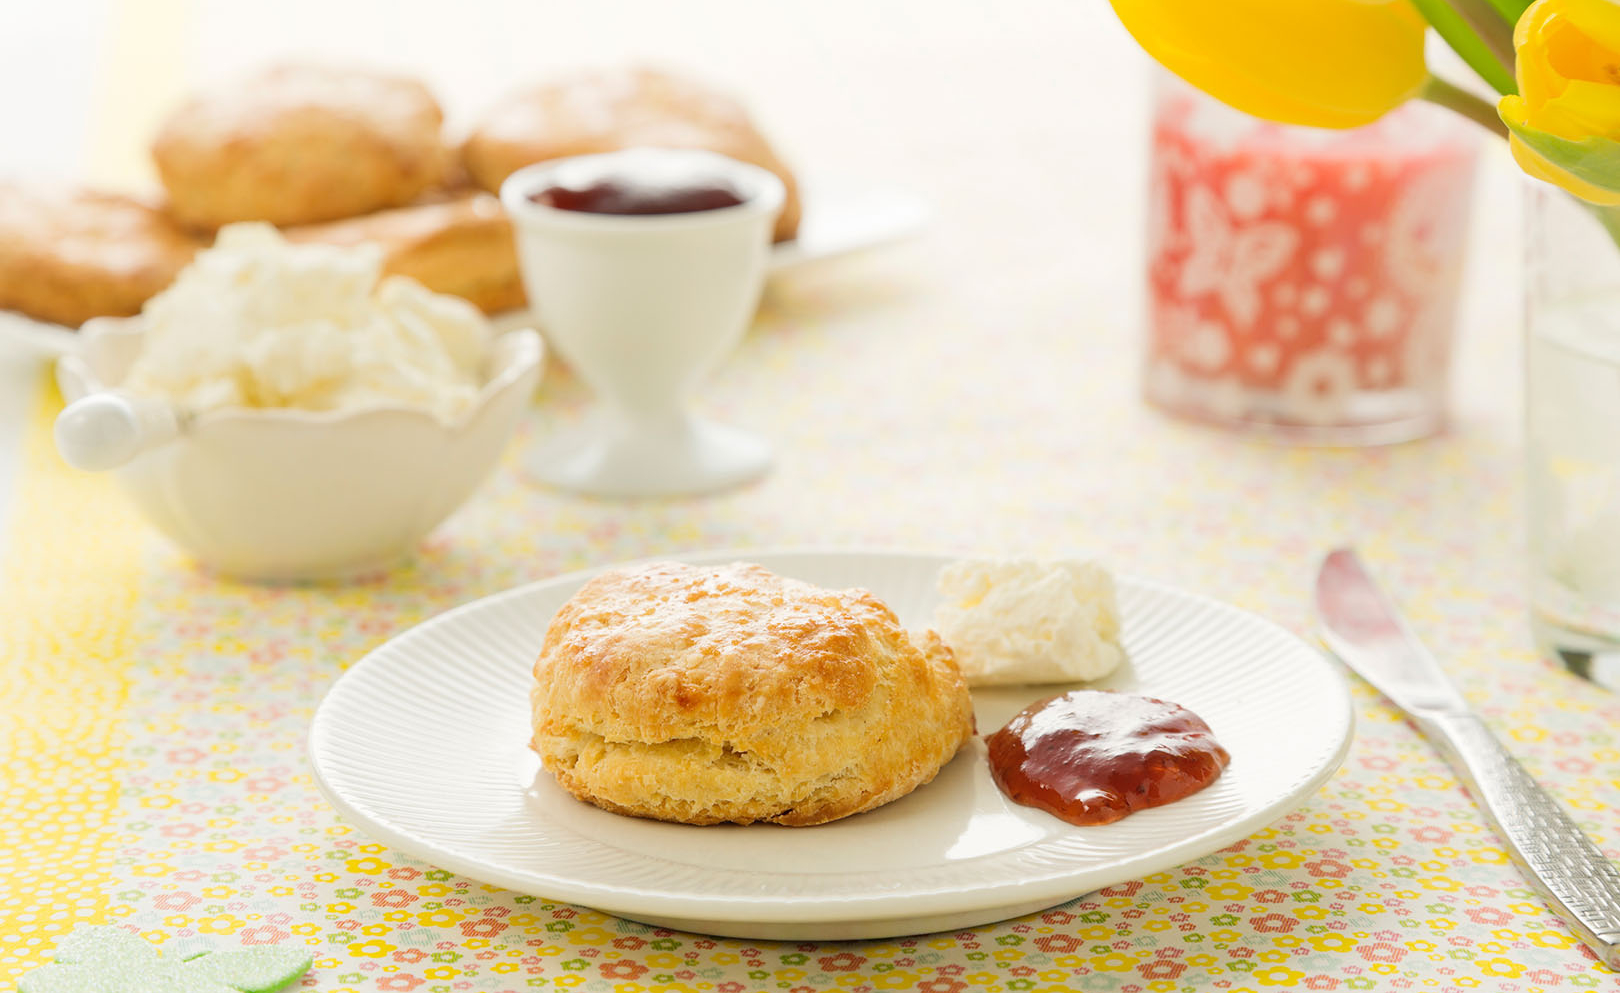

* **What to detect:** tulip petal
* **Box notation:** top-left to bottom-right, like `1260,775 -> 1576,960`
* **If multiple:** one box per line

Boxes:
1542,78 -> 1620,136
1502,107 -> 1620,202
1552,0 -> 1620,52
1110,0 -> 1428,128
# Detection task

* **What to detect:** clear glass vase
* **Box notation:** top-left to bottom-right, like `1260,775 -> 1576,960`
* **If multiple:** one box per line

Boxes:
1143,74 -> 1479,445
1525,186 -> 1620,688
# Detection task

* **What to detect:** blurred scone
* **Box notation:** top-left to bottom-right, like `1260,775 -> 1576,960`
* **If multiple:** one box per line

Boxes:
152,64 -> 449,228
531,561 -> 974,826
285,192 -> 524,314
0,184 -> 199,327
463,67 -> 802,243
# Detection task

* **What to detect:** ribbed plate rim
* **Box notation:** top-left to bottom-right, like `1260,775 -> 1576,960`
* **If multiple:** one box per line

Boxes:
309,546 -> 1355,926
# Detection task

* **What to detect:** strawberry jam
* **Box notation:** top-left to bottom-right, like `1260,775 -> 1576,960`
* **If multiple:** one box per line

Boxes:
530,171 -> 745,215
987,690 -> 1229,826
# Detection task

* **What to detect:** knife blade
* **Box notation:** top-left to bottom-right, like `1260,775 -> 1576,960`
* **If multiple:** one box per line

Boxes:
1314,547 -> 1620,969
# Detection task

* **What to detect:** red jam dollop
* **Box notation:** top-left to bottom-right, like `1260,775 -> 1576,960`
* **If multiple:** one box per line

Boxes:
986,690 -> 1230,826
530,170 -> 746,215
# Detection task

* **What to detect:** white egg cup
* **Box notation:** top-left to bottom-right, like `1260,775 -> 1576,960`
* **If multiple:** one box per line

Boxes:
501,149 -> 784,498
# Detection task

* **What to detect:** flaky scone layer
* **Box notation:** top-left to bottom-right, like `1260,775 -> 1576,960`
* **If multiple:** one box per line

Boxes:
531,561 -> 974,826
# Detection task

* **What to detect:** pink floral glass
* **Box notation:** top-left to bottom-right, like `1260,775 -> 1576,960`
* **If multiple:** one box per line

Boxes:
1143,76 -> 1479,445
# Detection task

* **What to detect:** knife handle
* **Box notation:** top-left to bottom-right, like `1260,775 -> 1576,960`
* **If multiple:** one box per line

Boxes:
1417,711 -> 1620,968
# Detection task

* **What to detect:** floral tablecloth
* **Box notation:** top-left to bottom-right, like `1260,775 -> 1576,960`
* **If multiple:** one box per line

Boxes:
3,1 -> 1619,990
3,234 -> 1618,991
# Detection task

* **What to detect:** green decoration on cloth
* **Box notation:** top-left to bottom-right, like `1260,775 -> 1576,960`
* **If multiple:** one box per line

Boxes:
20,926 -> 313,993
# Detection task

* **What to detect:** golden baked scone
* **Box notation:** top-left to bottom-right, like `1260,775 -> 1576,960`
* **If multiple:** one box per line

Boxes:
0,184 -> 199,327
531,562 -> 974,826
285,192 -> 524,314
152,64 -> 449,229
463,67 -> 802,243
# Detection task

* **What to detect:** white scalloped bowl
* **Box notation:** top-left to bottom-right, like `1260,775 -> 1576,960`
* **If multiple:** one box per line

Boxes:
56,317 -> 544,582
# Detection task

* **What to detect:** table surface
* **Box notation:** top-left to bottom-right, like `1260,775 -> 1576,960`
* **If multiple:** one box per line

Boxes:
3,2 -> 1617,992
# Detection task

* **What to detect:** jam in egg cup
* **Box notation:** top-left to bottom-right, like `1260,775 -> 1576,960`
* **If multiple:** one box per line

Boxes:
502,148 -> 784,498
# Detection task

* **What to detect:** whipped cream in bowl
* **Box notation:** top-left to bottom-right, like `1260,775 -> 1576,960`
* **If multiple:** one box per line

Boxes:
122,223 -> 490,421
54,224 -> 544,582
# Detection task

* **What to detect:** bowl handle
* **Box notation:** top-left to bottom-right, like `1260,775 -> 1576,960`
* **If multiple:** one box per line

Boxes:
55,392 -> 182,471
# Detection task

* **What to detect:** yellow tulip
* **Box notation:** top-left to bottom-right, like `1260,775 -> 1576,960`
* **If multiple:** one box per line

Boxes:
1109,0 -> 1429,129
1500,0 -> 1620,204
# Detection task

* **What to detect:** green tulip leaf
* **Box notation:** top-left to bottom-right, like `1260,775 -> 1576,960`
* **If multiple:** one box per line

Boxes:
1483,0 -> 1534,25
1504,117 -> 1620,196
1409,0 -> 1518,95
20,927 -> 312,993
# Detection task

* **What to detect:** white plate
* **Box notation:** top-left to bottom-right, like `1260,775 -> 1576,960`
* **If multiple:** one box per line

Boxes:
309,549 -> 1353,940
768,180 -> 928,271
4,182 -> 929,357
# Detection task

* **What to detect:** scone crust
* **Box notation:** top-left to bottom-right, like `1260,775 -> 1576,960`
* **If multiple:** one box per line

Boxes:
463,67 -> 802,243
285,192 -> 523,314
531,562 -> 974,826
0,184 -> 198,327
152,64 -> 448,228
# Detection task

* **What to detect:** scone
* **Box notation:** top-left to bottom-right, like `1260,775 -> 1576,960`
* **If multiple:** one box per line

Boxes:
0,184 -> 199,327
152,64 -> 449,228
285,192 -> 524,314
463,67 -> 802,243
531,561 -> 975,826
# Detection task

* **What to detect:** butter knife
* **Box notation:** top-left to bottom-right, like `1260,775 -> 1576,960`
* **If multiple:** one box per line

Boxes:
1314,548 -> 1620,969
